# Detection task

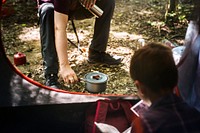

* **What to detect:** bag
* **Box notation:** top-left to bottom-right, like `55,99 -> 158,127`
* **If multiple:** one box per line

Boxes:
84,99 -> 137,133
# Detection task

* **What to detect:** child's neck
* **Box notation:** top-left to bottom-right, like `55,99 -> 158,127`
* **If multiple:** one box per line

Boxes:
147,90 -> 173,105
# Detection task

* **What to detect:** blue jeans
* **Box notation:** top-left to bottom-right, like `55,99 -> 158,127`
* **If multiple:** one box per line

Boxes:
38,3 -> 58,77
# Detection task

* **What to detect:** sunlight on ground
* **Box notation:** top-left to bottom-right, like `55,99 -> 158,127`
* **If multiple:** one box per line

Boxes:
113,46 -> 133,55
136,10 -> 153,16
18,25 -> 145,41
110,31 -> 143,40
18,27 -> 40,41
18,26 -> 92,43
67,30 -> 91,42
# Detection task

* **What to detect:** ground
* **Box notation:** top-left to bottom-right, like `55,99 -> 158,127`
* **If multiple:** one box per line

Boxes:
1,0 -> 188,95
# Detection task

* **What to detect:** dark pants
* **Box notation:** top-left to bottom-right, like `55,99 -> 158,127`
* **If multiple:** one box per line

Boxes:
38,0 -> 115,76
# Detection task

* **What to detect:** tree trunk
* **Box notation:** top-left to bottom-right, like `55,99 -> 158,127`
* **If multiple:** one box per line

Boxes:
168,0 -> 178,13
165,0 -> 179,25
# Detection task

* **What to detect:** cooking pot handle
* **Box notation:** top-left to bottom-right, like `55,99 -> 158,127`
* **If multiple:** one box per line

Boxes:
79,78 -> 87,82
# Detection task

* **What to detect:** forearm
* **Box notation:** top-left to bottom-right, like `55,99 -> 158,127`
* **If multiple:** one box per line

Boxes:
54,11 -> 70,69
53,8 -> 78,84
55,30 -> 69,68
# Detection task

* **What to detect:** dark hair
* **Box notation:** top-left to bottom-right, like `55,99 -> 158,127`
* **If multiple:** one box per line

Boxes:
130,42 -> 178,92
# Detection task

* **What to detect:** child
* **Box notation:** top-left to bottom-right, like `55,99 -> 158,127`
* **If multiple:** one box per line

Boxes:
129,42 -> 200,133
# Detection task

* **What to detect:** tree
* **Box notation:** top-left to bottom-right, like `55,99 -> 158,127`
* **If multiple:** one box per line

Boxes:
165,0 -> 193,26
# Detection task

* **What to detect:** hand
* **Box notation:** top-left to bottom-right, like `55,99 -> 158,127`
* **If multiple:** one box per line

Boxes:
60,65 -> 78,84
80,0 -> 96,9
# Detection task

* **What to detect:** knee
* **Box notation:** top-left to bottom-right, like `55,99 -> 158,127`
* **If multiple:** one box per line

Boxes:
99,0 -> 115,13
107,0 -> 115,9
104,0 -> 115,8
40,3 -> 54,16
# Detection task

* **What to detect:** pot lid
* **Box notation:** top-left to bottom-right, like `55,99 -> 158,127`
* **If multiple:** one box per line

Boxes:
84,72 -> 108,83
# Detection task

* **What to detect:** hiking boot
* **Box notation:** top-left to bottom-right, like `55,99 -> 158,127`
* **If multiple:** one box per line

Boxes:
88,49 -> 122,65
45,74 -> 61,89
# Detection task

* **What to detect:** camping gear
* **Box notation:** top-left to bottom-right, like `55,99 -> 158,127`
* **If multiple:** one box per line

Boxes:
88,5 -> 103,18
84,99 -> 137,133
81,72 -> 108,93
79,1 -> 103,18
14,52 -> 26,66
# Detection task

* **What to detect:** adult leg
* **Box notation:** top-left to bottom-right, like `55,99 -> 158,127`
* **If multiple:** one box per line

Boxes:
72,0 -> 122,65
38,3 -> 60,88
90,0 -> 115,52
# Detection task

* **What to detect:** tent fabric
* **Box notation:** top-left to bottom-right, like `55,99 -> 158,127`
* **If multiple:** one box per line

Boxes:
0,103 -> 90,133
177,21 -> 200,111
0,30 -> 138,132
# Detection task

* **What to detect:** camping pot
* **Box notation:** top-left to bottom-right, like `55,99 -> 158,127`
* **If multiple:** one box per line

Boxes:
81,72 -> 108,93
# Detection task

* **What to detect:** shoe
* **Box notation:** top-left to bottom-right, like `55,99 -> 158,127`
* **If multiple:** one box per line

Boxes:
45,74 -> 61,89
88,49 -> 122,65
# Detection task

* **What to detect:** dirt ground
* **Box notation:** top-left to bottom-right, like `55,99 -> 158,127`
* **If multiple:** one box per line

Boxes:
1,0 -> 188,95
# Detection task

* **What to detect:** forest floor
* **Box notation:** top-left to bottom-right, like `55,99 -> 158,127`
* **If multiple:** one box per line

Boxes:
1,0 -> 189,95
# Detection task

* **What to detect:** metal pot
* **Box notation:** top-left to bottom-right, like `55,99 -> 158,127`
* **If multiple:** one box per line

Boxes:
82,72 -> 108,93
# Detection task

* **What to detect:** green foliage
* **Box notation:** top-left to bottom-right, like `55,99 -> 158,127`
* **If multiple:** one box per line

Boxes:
165,3 -> 194,26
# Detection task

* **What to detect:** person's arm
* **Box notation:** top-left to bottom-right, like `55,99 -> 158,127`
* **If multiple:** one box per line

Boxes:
54,11 -> 78,84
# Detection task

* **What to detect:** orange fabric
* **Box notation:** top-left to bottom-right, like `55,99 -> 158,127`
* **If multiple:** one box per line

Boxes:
174,86 -> 181,97
131,118 -> 144,133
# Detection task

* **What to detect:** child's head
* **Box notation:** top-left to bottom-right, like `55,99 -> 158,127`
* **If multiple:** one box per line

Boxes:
130,42 -> 178,100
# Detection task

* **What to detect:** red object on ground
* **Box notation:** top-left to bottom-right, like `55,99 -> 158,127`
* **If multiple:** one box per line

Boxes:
0,0 -> 15,18
14,52 -> 27,66
1,7 -> 15,18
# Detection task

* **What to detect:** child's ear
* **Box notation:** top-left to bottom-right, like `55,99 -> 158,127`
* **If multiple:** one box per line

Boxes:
134,81 -> 151,105
134,80 -> 145,97
134,80 -> 140,89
